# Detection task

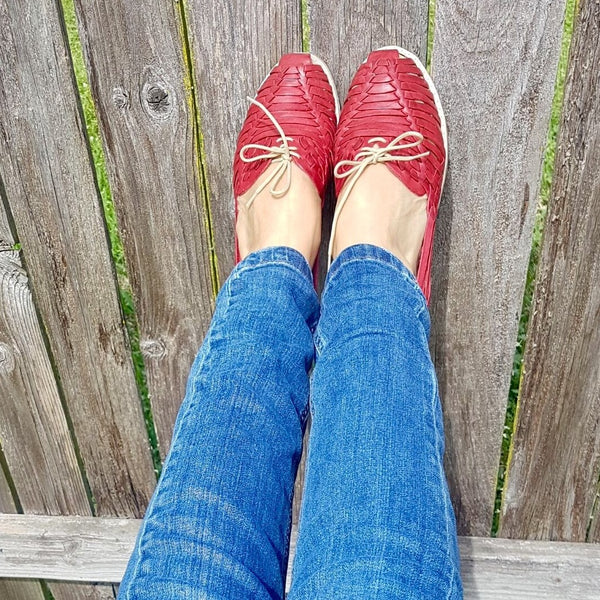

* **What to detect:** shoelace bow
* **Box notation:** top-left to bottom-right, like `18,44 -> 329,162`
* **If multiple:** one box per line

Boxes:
239,97 -> 300,208
328,132 -> 430,268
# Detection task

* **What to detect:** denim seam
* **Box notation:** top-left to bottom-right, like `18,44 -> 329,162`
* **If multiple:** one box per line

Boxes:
325,256 -> 427,319
234,259 -> 313,290
431,371 -> 455,600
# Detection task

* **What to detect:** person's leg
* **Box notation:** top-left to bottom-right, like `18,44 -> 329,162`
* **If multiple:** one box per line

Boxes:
119,52 -> 337,600
288,244 -> 461,599
119,246 -> 318,600
288,48 -> 462,599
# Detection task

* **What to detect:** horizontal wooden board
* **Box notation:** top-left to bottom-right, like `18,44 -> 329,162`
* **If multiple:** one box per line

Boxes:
0,515 -> 599,599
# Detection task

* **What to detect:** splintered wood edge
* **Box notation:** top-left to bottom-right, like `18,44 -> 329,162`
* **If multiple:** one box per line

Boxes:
0,515 -> 598,598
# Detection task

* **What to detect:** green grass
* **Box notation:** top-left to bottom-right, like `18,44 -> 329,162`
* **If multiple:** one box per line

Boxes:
491,0 -> 577,536
301,0 -> 311,52
426,0 -> 436,72
61,0 -> 162,479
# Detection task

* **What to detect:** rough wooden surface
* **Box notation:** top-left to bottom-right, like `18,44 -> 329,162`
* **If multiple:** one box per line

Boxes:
307,0 -> 429,295
0,196 -> 112,600
292,0 -> 430,521
0,0 -> 156,519
429,0 -> 567,535
308,0 -> 428,100
0,204 -> 89,516
73,0 -> 215,456
500,0 -> 600,542
1,515 -> 599,599
185,0 -> 303,283
0,515 -> 139,582
0,474 -> 45,600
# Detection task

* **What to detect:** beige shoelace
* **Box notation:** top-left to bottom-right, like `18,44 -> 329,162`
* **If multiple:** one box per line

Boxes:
239,97 -> 300,208
327,132 -> 430,268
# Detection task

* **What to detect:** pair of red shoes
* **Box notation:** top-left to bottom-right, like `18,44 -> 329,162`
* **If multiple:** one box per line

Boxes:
233,48 -> 447,305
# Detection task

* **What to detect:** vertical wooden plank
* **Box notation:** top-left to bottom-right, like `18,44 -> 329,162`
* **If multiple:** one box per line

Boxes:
0,471 -> 45,600
185,0 -> 303,528
185,0 -> 303,282
1,196 -> 113,599
72,0 -> 215,457
301,0 -> 429,523
0,0 -> 156,520
429,0 -> 566,535
308,0 -> 428,99
500,0 -> 600,541
307,1 -> 429,285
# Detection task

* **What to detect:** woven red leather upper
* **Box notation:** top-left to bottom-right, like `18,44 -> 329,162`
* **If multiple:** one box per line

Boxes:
233,54 -> 337,201
334,49 -> 446,303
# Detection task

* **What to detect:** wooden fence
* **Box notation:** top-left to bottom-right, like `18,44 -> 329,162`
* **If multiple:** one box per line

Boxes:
0,0 -> 598,598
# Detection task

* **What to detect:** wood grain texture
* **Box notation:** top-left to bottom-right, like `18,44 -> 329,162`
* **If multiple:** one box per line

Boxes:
429,0 -> 567,535
0,0 -> 156,518
184,0 -> 302,282
73,0 -> 215,456
500,0 -> 600,542
308,0 -> 428,100
295,0 -> 430,519
307,0 -> 429,290
1,197 -> 114,599
0,203 -> 89,516
1,514 -> 599,599
0,472 -> 45,600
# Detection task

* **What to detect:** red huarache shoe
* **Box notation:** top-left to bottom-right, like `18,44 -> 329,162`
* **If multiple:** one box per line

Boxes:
233,53 -> 339,285
329,47 -> 447,304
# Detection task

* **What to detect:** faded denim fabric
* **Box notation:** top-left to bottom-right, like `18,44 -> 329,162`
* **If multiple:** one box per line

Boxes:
119,244 -> 462,600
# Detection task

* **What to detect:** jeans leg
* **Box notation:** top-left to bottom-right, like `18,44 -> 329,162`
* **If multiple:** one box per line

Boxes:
288,244 -> 462,600
119,247 -> 319,600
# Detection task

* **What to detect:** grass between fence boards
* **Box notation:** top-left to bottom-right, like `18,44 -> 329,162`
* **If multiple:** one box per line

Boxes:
491,0 -> 577,535
61,0 -> 162,480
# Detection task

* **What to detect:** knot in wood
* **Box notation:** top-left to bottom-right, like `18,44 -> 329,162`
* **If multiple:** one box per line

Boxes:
140,337 -> 167,359
0,341 -> 16,374
112,87 -> 130,110
146,85 -> 169,110
141,79 -> 175,120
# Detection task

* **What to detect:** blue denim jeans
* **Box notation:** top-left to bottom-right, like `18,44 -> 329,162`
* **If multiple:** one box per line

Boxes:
119,244 -> 462,599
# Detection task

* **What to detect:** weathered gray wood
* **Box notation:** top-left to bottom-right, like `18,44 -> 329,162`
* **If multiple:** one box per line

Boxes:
500,0 -> 600,542
308,0 -> 428,100
1,192 -> 113,599
0,203 -> 89,516
292,0 -> 430,521
454,536 -> 600,599
0,472 -> 45,600
185,0 -> 303,283
73,0 -> 215,456
0,515 -> 138,582
1,515 -> 599,599
429,0 -> 567,535
0,0 -> 156,518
